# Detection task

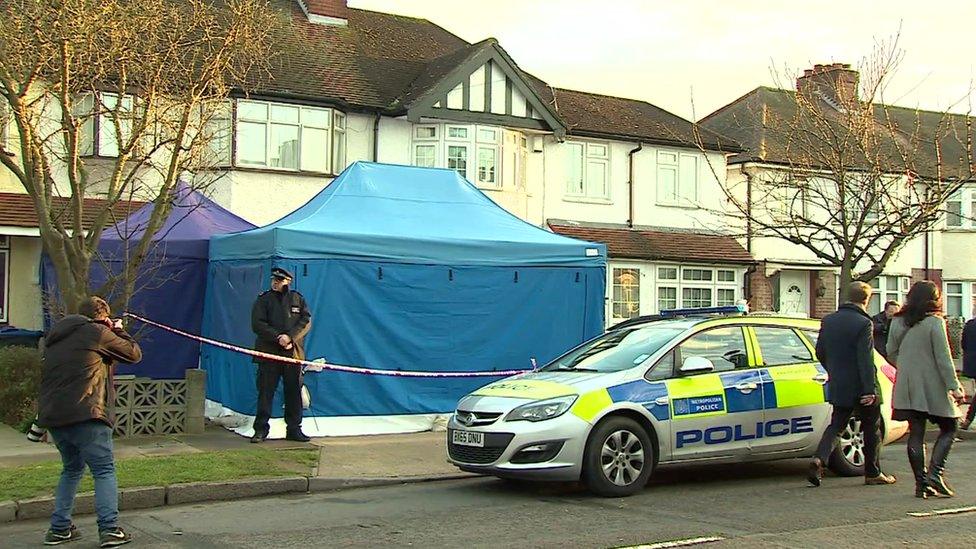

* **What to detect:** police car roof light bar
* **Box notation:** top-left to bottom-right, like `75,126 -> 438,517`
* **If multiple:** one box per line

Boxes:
659,304 -> 747,318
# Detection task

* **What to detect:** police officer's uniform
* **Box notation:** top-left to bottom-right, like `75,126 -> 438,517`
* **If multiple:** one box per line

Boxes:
250,267 -> 312,442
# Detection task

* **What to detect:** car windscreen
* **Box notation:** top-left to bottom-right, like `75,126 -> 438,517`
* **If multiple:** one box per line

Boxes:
542,326 -> 685,373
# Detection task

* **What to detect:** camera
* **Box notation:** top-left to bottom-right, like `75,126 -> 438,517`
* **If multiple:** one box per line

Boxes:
26,420 -> 47,443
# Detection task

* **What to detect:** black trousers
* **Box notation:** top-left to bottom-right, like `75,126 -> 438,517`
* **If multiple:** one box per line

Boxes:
813,404 -> 882,477
252,361 -> 303,435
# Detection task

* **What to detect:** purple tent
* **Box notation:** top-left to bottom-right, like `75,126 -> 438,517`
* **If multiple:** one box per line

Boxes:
43,182 -> 254,379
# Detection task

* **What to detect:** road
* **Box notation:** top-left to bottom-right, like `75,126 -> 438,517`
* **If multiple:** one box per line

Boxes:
4,439 -> 976,548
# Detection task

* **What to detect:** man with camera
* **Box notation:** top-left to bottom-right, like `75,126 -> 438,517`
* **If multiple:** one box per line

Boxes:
38,296 -> 142,547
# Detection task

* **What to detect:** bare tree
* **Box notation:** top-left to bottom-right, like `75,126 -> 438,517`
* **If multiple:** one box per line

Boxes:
0,0 -> 282,313
695,37 -> 975,299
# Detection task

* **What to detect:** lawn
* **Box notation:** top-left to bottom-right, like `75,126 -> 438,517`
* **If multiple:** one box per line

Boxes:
0,448 -> 319,502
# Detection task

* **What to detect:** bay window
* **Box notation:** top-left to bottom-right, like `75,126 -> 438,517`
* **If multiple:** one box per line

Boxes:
76,92 -> 135,158
946,187 -> 976,229
233,99 -> 345,174
657,265 -> 739,311
411,123 -> 501,188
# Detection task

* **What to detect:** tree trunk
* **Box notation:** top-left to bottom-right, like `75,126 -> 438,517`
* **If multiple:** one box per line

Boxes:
837,261 -> 854,305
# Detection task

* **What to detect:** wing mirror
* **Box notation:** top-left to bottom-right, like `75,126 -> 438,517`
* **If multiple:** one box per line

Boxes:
680,356 -> 715,375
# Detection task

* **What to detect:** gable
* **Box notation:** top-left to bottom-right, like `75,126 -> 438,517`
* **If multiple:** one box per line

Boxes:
403,40 -> 565,136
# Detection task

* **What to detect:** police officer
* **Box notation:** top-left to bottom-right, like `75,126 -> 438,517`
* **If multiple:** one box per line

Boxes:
250,267 -> 312,443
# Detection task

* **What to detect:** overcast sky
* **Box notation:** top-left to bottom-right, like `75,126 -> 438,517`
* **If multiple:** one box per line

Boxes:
351,0 -> 975,121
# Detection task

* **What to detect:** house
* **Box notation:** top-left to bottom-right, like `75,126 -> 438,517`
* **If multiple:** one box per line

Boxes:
0,0 -> 753,330
702,63 -> 976,318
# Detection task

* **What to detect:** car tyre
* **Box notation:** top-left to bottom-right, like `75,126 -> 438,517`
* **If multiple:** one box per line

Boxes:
828,415 -> 884,477
582,416 -> 654,497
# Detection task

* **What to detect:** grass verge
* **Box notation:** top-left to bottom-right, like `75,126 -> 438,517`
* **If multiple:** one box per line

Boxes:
0,448 -> 318,502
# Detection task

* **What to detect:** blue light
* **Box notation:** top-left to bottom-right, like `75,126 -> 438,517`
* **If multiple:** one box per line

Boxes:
659,304 -> 747,318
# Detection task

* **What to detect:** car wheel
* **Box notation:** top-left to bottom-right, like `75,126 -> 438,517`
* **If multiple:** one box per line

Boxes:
828,415 -> 868,477
582,416 -> 654,497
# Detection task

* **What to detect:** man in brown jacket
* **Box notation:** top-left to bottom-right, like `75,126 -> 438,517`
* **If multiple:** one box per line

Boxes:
38,296 -> 141,547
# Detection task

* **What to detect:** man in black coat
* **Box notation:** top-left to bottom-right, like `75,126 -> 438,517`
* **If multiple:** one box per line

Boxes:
960,315 -> 976,430
808,281 -> 896,487
250,267 -> 312,443
38,296 -> 142,546
871,300 -> 899,358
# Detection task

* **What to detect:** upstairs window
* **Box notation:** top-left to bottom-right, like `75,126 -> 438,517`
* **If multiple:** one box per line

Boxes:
235,100 -> 345,174
565,141 -> 609,199
411,123 -> 501,188
657,150 -> 699,206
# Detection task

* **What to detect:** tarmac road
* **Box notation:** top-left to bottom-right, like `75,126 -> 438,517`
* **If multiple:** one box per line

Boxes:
4,438 -> 976,548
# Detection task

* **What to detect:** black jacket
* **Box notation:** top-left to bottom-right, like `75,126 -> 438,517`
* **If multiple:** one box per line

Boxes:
816,303 -> 881,407
38,315 -> 142,428
871,312 -> 891,358
962,318 -> 976,379
251,287 -> 312,363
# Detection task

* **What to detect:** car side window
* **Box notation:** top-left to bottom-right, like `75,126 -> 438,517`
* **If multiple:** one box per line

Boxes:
644,350 -> 675,381
754,327 -> 813,366
676,326 -> 748,373
802,329 -> 819,351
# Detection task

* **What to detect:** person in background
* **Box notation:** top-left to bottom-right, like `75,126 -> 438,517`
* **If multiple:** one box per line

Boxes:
959,312 -> 976,430
808,281 -> 896,488
37,296 -> 142,547
872,300 -> 900,358
887,281 -> 965,498
250,267 -> 312,443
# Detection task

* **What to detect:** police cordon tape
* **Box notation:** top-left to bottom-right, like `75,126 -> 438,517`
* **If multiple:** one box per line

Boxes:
123,312 -> 534,379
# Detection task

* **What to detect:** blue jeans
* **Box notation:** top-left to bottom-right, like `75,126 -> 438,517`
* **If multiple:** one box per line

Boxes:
48,420 -> 119,531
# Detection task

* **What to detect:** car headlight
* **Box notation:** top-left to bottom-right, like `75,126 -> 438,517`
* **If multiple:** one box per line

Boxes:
505,395 -> 578,422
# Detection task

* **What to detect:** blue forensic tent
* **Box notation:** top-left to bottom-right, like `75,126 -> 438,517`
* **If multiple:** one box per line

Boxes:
42,182 -> 255,379
203,161 -> 606,436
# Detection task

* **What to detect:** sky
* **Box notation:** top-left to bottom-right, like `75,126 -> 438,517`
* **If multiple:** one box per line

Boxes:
350,0 -> 976,121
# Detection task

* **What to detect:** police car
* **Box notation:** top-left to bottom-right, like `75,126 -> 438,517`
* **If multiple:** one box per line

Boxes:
447,306 -> 906,497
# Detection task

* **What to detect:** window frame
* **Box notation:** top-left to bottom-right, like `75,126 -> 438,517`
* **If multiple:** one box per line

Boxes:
751,326 -> 815,367
945,187 -> 976,229
564,139 -> 610,200
656,149 -> 700,207
233,99 -> 343,174
675,325 -> 750,374
867,275 -> 910,315
611,267 -> 642,321
655,265 -> 739,312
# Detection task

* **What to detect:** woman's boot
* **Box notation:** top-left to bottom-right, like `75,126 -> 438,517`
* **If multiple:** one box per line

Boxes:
927,431 -> 955,498
907,442 -> 933,498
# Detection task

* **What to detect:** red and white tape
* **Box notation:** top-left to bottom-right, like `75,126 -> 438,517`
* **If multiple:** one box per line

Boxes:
124,312 -> 533,379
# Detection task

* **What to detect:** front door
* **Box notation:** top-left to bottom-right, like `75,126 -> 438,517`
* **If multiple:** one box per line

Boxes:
778,270 -> 810,317
668,325 -> 764,460
751,326 -> 831,453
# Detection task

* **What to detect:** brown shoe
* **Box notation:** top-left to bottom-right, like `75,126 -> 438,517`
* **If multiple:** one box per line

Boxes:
807,458 -> 824,487
865,473 -> 897,485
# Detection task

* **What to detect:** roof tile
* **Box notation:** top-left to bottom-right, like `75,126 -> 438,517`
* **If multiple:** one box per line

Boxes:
548,222 -> 754,264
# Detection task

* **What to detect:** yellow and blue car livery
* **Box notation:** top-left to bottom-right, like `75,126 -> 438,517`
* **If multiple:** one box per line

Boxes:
447,309 -> 905,496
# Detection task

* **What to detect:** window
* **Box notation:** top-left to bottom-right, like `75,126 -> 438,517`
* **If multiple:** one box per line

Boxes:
76,92 -> 135,157
657,150 -> 699,206
235,100 -> 342,173
612,268 -> 641,320
657,286 -> 677,311
203,101 -> 232,166
414,144 -> 436,168
655,265 -> 740,312
678,327 -> 748,372
946,282 -> 964,317
541,326 -> 684,374
565,140 -> 609,199
946,187 -> 976,229
682,287 -> 712,308
802,329 -> 819,350
682,268 -> 713,282
447,145 -> 468,177
867,275 -> 910,315
645,350 -> 675,381
753,327 -> 813,366
411,123 -> 502,187
0,236 -> 7,323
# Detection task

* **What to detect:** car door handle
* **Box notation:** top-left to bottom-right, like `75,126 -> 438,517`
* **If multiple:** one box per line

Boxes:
734,382 -> 758,392
654,396 -> 669,406
812,374 -> 828,384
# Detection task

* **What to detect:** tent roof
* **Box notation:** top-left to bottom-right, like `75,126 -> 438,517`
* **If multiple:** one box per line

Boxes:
101,182 -> 254,259
210,162 -> 606,267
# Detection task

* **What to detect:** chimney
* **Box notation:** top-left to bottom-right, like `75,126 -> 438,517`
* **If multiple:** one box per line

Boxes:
298,0 -> 348,26
796,63 -> 859,106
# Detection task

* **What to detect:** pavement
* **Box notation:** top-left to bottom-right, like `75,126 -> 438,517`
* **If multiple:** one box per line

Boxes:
0,422 -> 472,522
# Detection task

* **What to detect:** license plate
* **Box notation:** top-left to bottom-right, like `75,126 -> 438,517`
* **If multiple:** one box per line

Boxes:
452,429 -> 484,447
